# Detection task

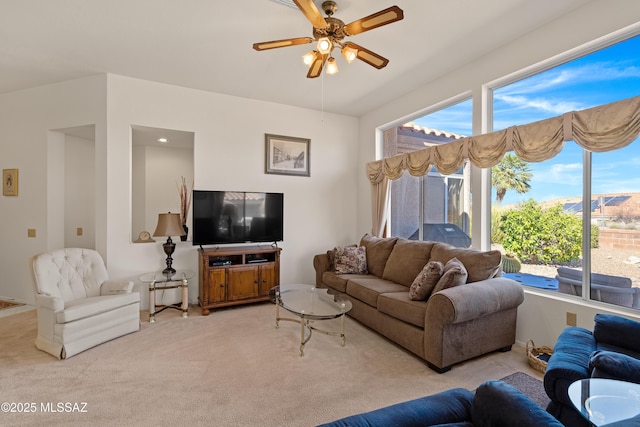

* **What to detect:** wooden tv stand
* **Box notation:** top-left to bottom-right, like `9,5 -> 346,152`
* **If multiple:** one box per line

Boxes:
198,245 -> 281,315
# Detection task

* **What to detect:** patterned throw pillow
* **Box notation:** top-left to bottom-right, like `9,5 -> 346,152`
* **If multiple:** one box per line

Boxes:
431,257 -> 468,295
409,260 -> 444,301
334,246 -> 368,274
327,244 -> 357,271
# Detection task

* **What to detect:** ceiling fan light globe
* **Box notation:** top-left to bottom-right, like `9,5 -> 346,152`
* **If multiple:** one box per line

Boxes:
341,46 -> 357,63
302,50 -> 317,66
326,57 -> 339,75
317,37 -> 333,54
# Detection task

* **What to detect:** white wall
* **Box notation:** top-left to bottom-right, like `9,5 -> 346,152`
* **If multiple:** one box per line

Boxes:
132,144 -> 194,239
64,133 -> 96,249
0,75 -> 106,304
357,0 -> 640,346
105,75 -> 359,308
0,74 -> 358,310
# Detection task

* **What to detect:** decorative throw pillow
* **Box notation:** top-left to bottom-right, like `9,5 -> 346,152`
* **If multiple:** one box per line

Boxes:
409,260 -> 444,301
334,246 -> 368,274
327,244 -> 357,271
431,257 -> 468,295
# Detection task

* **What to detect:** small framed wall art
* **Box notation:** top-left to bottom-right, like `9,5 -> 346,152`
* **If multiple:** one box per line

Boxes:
265,134 -> 310,177
3,168 -> 18,196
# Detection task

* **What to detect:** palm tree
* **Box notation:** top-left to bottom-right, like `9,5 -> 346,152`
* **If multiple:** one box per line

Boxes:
492,153 -> 532,204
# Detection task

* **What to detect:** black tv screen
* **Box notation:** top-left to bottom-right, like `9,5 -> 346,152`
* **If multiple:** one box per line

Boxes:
192,190 -> 284,246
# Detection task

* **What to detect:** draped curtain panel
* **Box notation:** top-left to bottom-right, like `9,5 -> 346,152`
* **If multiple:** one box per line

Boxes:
370,177 -> 390,237
366,95 -> 640,184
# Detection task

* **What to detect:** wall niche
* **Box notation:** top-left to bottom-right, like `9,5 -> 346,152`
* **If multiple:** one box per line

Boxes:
131,125 -> 194,242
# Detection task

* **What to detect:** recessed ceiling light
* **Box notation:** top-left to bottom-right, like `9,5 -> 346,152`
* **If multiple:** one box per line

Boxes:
157,138 -> 168,143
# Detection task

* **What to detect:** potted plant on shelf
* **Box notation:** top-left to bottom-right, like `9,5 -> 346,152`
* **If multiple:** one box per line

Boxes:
177,176 -> 193,241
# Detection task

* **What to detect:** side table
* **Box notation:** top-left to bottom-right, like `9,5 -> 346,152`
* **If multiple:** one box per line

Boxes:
139,270 -> 193,323
568,378 -> 640,426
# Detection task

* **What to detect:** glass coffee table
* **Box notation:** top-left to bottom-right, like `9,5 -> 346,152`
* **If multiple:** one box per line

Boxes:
569,378 -> 640,426
271,284 -> 352,356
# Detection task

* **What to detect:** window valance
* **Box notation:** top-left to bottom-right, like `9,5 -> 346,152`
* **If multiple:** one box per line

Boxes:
367,95 -> 640,184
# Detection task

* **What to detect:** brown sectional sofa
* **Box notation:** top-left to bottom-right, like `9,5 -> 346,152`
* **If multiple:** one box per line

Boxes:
313,235 -> 525,373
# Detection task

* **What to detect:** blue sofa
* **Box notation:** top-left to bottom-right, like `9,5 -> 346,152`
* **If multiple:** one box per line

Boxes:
318,380 -> 562,427
544,314 -> 640,427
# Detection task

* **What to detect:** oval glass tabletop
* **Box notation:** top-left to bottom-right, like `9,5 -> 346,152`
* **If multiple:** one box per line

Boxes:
568,378 -> 640,426
275,284 -> 352,319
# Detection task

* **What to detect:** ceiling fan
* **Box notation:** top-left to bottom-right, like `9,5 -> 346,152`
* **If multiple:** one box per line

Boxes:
253,0 -> 404,78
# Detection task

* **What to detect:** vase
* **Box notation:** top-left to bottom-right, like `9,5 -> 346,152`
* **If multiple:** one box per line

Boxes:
181,224 -> 188,241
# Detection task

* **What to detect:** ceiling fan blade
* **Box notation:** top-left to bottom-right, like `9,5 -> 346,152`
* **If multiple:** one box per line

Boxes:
343,42 -> 389,69
344,5 -> 404,36
253,37 -> 314,51
307,53 -> 328,78
293,0 -> 328,29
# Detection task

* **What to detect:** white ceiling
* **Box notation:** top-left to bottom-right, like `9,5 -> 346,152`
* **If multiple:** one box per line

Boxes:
0,0 -> 591,116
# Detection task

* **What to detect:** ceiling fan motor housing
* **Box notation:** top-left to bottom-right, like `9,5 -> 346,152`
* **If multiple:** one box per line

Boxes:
322,1 -> 337,16
313,16 -> 346,41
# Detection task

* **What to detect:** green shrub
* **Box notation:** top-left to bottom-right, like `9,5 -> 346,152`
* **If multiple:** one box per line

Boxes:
491,206 -> 506,244
499,200 -> 582,263
591,225 -> 599,248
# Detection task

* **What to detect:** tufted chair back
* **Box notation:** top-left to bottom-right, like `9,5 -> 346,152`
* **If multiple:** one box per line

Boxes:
33,248 -> 109,302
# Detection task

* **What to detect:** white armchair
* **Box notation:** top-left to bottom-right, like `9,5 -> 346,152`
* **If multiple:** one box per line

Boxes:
32,248 -> 140,359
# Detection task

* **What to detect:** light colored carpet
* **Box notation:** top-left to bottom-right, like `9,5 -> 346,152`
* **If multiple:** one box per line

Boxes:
0,303 -> 541,426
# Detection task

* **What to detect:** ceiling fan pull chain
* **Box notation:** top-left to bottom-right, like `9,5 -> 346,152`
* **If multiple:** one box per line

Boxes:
321,69 -> 325,124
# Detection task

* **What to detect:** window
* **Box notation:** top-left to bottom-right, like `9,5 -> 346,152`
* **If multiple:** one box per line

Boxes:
385,99 -> 472,247
492,34 -> 640,309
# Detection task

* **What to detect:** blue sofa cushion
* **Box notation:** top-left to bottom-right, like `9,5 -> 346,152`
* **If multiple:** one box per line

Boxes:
318,381 -> 562,427
590,350 -> 640,383
594,313 -> 640,355
471,381 -> 563,427
317,388 -> 473,427
544,326 -> 596,405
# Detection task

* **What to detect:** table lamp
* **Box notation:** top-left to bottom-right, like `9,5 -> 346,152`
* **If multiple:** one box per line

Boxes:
153,212 -> 186,275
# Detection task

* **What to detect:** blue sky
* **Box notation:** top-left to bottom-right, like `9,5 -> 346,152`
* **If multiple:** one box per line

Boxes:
414,34 -> 640,206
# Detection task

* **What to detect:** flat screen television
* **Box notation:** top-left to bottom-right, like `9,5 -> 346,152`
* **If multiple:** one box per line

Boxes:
192,190 -> 284,246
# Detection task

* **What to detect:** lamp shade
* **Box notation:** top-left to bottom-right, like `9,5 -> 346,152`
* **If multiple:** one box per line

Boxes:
326,57 -> 339,75
317,37 -> 332,55
153,213 -> 186,237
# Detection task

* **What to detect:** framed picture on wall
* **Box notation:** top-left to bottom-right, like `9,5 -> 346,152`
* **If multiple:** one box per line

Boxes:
265,134 -> 310,177
3,168 -> 18,196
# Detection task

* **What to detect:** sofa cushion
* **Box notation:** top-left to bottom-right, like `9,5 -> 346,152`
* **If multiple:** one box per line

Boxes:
590,350 -> 640,383
430,243 -> 501,283
382,239 -> 435,287
594,313 -> 640,355
322,271 -> 370,294
360,234 -> 398,277
409,260 -> 444,301
58,292 -> 140,324
472,380 -> 564,427
432,258 -> 468,295
346,277 -> 408,308
334,246 -> 368,274
378,292 -> 428,328
317,388 -> 474,427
